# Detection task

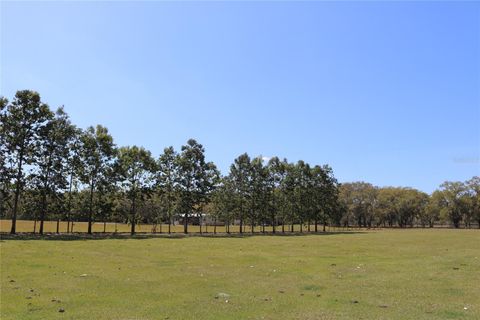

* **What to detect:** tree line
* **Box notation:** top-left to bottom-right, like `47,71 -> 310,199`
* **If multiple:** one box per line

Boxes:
1,90 -> 479,235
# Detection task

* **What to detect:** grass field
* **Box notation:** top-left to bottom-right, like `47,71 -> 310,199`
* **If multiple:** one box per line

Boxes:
1,229 -> 479,319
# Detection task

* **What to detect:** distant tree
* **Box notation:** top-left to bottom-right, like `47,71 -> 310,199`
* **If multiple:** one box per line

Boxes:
267,157 -> 288,233
339,182 -> 378,228
115,146 -> 156,235
229,153 -> 252,233
466,176 -> 480,228
324,166 -> 341,228
311,165 -> 339,231
2,90 -> 53,234
396,188 -> 429,228
31,107 -> 77,234
293,160 -> 312,232
176,139 -> 218,234
210,176 -> 236,233
438,181 -> 468,228
0,97 -> 13,218
65,127 -> 82,233
247,156 -> 267,233
156,146 -> 179,234
96,164 -> 118,233
78,125 -> 116,234
423,190 -> 444,227
377,188 -> 400,227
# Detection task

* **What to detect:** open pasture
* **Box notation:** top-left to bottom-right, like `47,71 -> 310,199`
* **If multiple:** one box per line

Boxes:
1,229 -> 479,319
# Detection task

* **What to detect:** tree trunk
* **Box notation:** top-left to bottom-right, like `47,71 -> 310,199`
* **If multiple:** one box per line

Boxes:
251,214 -> 254,234
131,192 -> 136,235
315,219 -> 318,232
11,150 -> 24,234
239,217 -> 243,234
272,213 -> 276,234
33,219 -> 37,234
56,219 -> 60,233
103,221 -> 106,233
66,171 -> 74,233
87,180 -> 94,234
40,152 -> 54,236
167,199 -> 171,234
184,213 -> 188,234
214,218 -> 217,234
39,192 -> 47,235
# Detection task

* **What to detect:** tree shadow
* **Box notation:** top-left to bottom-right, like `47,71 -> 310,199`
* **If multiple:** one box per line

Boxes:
0,230 -> 366,241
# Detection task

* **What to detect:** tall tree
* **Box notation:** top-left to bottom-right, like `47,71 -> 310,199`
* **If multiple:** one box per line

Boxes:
78,125 -> 116,234
156,146 -> 179,234
2,90 -> 53,234
310,165 -> 332,231
65,127 -> 82,233
321,165 -> 341,229
176,139 -> 218,234
282,162 -> 298,231
210,176 -> 236,234
229,153 -> 252,233
31,107 -> 77,234
115,146 -> 156,235
0,97 -> 13,218
292,161 -> 312,232
267,157 -> 288,233
248,156 -> 269,233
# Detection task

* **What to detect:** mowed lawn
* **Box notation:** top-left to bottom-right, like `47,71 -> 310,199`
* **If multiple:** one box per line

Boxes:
1,230 -> 479,320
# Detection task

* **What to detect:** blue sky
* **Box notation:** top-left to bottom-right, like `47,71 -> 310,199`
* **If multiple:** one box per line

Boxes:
1,1 -> 479,192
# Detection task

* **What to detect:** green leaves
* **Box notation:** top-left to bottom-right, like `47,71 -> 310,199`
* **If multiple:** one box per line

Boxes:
78,125 -> 116,234
2,90 -> 55,233
176,139 -> 219,233
3,89 -> 478,233
115,146 -> 156,234
225,153 -> 339,232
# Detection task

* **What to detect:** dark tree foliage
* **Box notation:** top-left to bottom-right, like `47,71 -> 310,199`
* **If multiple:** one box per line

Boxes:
2,91 -> 53,234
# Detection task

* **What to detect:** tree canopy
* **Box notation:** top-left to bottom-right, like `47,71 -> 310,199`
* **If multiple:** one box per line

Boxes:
1,90 -> 479,234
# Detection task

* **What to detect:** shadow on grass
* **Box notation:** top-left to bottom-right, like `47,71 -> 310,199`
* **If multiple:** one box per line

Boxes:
0,230 -> 366,241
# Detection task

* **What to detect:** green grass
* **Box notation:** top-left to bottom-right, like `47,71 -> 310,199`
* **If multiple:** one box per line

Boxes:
1,229 -> 479,319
